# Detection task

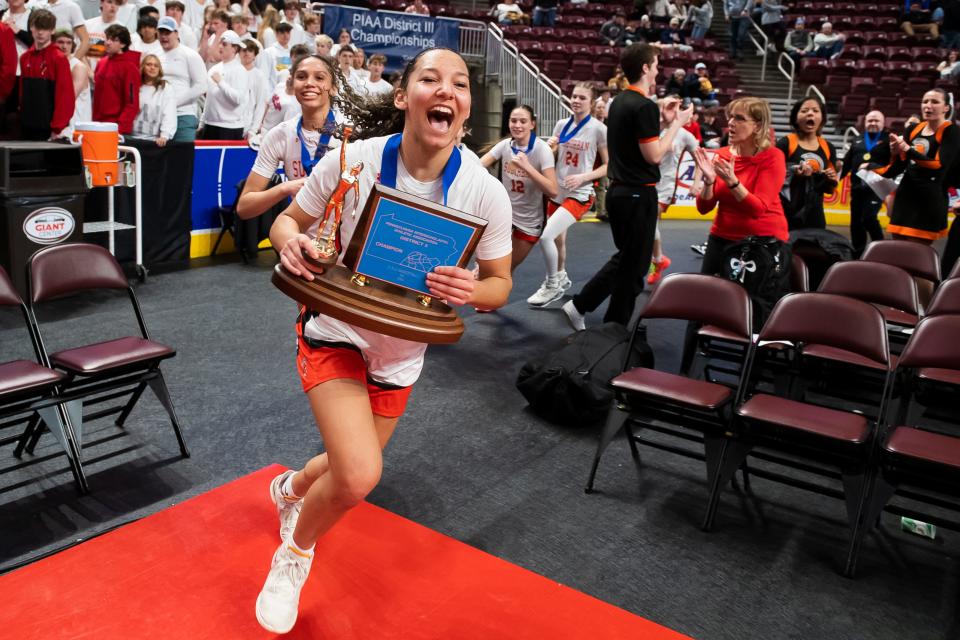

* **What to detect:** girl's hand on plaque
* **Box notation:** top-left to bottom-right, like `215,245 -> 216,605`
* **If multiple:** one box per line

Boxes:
280,233 -> 324,281
426,266 -> 475,306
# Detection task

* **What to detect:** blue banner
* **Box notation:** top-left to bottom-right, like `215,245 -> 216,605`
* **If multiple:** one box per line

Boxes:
323,6 -> 460,73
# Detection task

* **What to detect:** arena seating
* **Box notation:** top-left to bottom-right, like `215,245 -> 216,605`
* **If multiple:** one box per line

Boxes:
788,1 -> 957,126
497,2 -> 742,100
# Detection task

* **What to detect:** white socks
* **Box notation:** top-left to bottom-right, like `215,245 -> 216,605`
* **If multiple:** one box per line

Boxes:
281,474 -> 301,501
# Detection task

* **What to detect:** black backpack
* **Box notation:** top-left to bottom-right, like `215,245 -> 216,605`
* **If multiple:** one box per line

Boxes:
516,322 -> 654,427
721,235 -> 792,330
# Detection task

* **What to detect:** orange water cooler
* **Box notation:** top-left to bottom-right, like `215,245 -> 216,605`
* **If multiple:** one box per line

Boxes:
72,122 -> 121,187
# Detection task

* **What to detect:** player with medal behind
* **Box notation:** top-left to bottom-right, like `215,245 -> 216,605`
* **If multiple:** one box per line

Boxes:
236,54 -> 347,221
255,48 -> 513,634
526,82 -> 608,307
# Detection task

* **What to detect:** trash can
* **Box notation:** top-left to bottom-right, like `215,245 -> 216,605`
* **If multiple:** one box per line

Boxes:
0,142 -> 88,297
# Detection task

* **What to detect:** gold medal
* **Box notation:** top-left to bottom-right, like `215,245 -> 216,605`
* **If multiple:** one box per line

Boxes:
863,152 -> 871,161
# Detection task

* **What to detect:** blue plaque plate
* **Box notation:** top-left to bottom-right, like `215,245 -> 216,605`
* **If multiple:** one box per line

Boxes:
345,184 -> 486,296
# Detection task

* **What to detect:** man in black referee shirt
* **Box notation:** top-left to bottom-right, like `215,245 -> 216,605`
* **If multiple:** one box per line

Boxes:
563,43 -> 693,329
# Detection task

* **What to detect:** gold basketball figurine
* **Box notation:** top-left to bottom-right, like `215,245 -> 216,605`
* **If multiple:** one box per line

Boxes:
311,125 -> 363,265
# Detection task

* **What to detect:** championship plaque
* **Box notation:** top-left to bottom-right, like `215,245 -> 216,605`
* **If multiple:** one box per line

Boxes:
272,135 -> 487,344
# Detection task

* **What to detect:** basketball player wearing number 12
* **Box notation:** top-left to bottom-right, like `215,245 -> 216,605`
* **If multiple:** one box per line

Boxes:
562,43 -> 693,331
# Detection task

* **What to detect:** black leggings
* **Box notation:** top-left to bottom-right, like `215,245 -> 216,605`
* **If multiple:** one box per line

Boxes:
849,188 -> 884,257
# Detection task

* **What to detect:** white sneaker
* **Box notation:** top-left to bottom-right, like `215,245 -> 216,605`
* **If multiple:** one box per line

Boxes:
690,242 -> 707,256
527,275 -> 564,307
557,270 -> 572,291
562,300 -> 586,331
269,470 -> 302,543
256,541 -> 314,634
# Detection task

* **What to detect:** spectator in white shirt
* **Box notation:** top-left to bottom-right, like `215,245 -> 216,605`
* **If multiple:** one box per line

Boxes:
281,0 -> 301,26
314,33 -> 332,57
199,8 -> 229,65
182,0 -> 206,32
230,13 -> 251,39
361,53 -> 393,97
404,0 -> 430,15
37,0 -> 89,58
134,15 -> 163,56
54,27 -> 91,135
352,47 -> 369,79
257,70 -> 299,136
133,53 -> 177,145
164,1 -> 197,49
257,5 -> 279,49
303,12 -> 320,51
336,44 -> 363,94
157,15 -> 205,141
200,29 -> 247,139
265,20 -> 292,86
280,0 -> 308,48
328,27 -> 351,57
240,37 -> 268,139
3,0 -> 33,65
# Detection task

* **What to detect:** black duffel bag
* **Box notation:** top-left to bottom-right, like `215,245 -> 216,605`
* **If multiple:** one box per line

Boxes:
516,322 -> 654,427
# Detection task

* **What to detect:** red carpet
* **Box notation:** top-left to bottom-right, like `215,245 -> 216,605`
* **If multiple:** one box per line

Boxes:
1,465 -> 689,639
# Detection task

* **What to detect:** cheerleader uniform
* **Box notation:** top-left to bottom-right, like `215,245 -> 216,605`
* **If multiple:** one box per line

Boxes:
775,133 -> 838,230
873,120 -> 960,240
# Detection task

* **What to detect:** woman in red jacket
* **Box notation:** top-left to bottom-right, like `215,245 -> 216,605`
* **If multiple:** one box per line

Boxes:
92,24 -> 140,134
692,95 -> 789,276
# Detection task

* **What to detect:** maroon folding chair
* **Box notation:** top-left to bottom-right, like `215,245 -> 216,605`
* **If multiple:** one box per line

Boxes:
703,293 -> 892,577
818,261 -> 919,347
861,239 -> 942,285
585,274 -> 753,510
25,244 -> 189,486
848,315 -> 960,575
790,253 -> 810,293
926,278 -> 960,317
0,266 -> 86,493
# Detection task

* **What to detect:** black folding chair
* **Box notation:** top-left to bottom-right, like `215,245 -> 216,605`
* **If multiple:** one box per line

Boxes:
703,293 -> 892,577
22,243 -> 189,485
585,274 -> 754,511
0,266 -> 86,492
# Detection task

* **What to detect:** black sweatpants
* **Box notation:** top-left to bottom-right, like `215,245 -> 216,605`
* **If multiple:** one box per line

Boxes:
571,184 -> 658,326
849,187 -> 884,256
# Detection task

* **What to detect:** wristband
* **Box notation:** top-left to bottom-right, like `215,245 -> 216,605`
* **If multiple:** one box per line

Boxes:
704,179 -> 715,186
728,180 -> 741,190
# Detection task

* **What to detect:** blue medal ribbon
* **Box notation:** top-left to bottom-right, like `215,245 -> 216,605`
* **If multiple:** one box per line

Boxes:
511,133 -> 536,155
557,115 -> 591,144
379,133 -> 462,206
296,110 -> 337,176
863,130 -> 881,153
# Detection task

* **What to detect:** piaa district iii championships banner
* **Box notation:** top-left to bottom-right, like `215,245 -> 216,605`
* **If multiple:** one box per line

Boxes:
322,6 -> 460,73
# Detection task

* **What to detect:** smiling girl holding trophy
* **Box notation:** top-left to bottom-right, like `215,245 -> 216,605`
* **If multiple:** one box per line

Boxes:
255,48 -> 513,634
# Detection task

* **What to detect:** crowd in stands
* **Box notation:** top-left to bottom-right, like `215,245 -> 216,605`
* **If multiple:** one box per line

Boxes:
0,0 -> 401,144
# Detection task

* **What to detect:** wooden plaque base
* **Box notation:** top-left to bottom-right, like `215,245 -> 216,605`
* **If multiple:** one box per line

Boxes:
271,264 -> 465,344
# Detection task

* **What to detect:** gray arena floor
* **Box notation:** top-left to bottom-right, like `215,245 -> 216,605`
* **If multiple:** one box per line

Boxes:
1,219 -> 957,640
